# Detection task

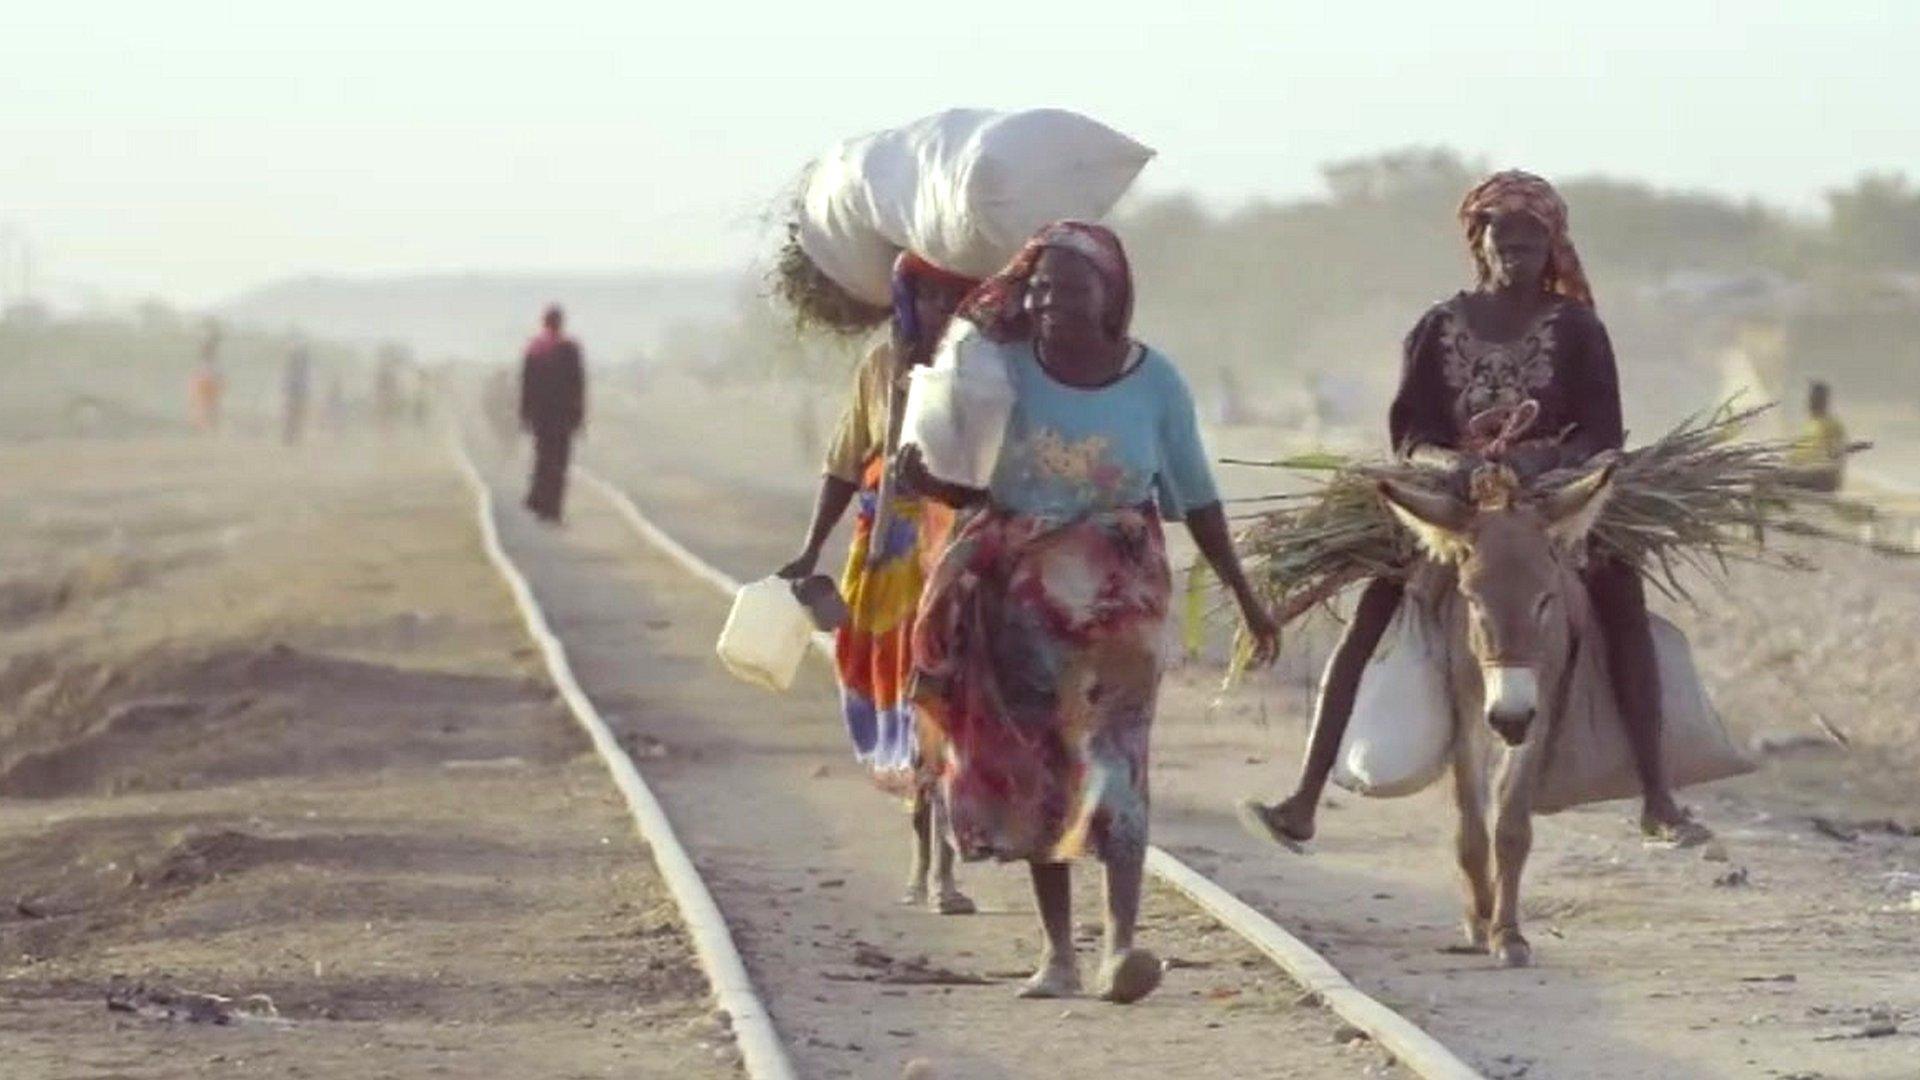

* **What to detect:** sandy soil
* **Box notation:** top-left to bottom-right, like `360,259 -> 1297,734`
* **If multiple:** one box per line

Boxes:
0,434 -> 734,1079
578,375 -> 1920,1079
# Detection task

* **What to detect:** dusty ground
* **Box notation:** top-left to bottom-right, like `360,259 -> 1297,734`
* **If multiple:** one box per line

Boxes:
0,434 -> 734,1079
581,373 -> 1920,1079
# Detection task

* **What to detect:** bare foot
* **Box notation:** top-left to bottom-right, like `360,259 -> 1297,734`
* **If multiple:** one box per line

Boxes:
1016,960 -> 1081,999
1641,805 -> 1713,849
1097,948 -> 1164,1004
1491,929 -> 1532,969
1236,797 -> 1313,852
1462,916 -> 1491,953
899,883 -> 929,907
931,889 -> 976,916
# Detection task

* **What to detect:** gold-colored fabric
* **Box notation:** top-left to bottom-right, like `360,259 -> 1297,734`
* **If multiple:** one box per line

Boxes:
823,343 -> 896,483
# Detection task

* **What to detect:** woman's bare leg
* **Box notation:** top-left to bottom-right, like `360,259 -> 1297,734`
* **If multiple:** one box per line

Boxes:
929,790 -> 975,914
1241,577 -> 1402,846
900,792 -> 931,906
1585,559 -> 1709,845
1096,845 -> 1161,1003
1018,861 -> 1080,998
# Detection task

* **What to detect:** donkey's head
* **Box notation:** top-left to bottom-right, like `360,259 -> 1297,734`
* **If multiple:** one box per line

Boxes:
1379,463 -> 1613,747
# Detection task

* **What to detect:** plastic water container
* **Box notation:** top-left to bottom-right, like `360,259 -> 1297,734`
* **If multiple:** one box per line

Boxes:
715,577 -> 815,692
901,329 -> 1016,488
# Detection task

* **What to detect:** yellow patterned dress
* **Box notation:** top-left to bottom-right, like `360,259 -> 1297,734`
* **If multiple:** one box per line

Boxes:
825,345 -> 953,795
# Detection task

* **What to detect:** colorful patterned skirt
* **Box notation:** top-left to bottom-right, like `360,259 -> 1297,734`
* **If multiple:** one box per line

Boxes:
835,456 -> 952,796
911,504 -> 1171,864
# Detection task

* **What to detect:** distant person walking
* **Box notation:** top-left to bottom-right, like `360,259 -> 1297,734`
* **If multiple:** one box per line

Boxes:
519,304 -> 586,523
283,339 -> 313,445
373,345 -> 407,433
323,374 -> 349,434
189,322 -> 226,433
409,366 -> 432,427
1788,381 -> 1848,492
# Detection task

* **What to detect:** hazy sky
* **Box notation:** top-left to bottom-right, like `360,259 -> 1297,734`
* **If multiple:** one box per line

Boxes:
5,1 -> 1917,306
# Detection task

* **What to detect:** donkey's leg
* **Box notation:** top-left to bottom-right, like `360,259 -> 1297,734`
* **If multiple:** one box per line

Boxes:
929,788 -> 976,915
900,788 -> 932,907
1450,741 -> 1494,951
1489,750 -> 1538,968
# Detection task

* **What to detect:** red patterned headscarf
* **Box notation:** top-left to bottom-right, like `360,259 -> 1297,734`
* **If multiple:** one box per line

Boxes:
955,221 -> 1134,344
891,251 -> 981,348
1458,170 -> 1595,308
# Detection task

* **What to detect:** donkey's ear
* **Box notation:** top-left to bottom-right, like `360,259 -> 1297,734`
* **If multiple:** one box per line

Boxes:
1379,480 -> 1472,563
1541,463 -> 1616,546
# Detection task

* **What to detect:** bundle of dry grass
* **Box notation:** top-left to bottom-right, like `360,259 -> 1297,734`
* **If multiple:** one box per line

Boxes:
768,216 -> 891,337
1233,403 -> 1866,626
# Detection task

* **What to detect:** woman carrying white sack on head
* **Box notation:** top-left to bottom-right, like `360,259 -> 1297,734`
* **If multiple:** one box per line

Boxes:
899,221 -> 1279,1004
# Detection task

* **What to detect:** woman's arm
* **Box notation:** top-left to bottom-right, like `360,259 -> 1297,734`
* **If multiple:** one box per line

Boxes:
1561,306 -> 1626,461
1185,503 -> 1279,667
781,352 -> 881,577
1388,305 -> 1462,462
777,475 -> 858,579
894,444 -> 988,510
1153,365 -> 1278,666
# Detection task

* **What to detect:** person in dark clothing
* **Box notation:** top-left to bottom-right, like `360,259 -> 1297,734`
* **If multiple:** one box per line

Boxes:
283,339 -> 313,446
1242,170 -> 1710,851
519,304 -> 586,523
374,344 -> 408,433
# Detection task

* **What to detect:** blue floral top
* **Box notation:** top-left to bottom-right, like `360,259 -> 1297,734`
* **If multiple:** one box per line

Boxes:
987,340 -> 1219,521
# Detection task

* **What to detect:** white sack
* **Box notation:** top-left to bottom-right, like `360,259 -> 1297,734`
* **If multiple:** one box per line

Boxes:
1330,600 -> 1456,798
900,323 -> 1017,489
798,108 -> 1154,305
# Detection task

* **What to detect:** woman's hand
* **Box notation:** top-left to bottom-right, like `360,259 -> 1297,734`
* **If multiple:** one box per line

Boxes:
1500,440 -> 1564,480
1237,595 -> 1281,669
1407,443 -> 1483,476
776,549 -> 819,580
1184,502 -> 1281,669
892,444 -> 928,498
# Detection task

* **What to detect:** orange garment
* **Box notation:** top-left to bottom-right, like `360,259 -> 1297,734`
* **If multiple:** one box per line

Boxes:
189,366 -> 224,432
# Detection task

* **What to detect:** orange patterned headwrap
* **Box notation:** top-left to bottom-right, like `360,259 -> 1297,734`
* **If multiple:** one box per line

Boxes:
1458,170 -> 1595,308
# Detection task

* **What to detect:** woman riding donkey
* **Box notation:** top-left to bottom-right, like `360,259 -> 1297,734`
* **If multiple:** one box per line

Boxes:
1242,170 -> 1712,850
779,251 -> 983,914
903,222 -> 1280,1004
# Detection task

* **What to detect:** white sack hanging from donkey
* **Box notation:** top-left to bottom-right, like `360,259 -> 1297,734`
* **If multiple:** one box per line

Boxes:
1530,611 -> 1751,813
1327,598 -> 1454,798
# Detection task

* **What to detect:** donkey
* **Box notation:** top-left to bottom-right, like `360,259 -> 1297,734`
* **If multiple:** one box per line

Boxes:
1377,461 -> 1615,967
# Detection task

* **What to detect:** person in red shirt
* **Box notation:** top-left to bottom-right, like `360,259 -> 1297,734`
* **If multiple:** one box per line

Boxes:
519,304 -> 586,523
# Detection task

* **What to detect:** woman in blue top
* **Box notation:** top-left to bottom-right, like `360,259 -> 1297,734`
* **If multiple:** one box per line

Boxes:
902,221 -> 1279,1004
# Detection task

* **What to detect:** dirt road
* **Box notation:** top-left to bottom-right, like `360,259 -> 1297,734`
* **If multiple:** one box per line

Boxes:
0,436 -> 734,1079
571,377 -> 1920,1079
